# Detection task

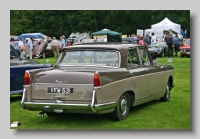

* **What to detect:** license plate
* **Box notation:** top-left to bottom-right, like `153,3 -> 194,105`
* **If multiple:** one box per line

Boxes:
187,52 -> 190,54
47,87 -> 74,94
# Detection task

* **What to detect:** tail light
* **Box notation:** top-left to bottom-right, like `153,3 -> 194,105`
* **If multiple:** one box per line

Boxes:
93,72 -> 100,87
24,71 -> 31,85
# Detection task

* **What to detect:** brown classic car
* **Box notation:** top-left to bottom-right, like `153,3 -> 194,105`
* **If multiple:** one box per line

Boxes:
24,40 -> 48,58
20,43 -> 175,121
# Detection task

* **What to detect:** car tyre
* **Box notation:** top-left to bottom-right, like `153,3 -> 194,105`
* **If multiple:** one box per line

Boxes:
112,92 -> 130,121
160,81 -> 170,102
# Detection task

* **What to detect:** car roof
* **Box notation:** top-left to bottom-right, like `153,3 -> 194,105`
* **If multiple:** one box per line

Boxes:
63,43 -> 141,50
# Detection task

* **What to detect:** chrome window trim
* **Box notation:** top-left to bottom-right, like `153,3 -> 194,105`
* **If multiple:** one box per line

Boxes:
57,50 -> 121,68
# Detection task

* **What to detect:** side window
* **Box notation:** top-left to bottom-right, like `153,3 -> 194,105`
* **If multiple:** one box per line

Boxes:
138,47 -> 151,66
127,48 -> 139,68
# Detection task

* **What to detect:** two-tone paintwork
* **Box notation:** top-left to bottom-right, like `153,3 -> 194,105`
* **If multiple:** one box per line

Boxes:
20,43 -> 175,115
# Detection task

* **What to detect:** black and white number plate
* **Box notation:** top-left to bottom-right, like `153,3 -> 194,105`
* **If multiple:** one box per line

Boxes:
47,87 -> 74,94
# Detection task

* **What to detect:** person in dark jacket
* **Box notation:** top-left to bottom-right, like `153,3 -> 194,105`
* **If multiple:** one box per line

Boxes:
165,33 -> 174,57
173,34 -> 180,57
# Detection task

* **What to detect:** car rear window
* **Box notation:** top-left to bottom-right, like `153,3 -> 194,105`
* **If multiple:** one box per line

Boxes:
56,50 -> 120,67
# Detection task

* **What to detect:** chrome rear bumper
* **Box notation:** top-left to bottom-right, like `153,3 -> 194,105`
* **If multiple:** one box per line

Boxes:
20,89 -> 117,114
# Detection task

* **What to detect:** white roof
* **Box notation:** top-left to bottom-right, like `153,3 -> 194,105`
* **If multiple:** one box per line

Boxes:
151,17 -> 181,34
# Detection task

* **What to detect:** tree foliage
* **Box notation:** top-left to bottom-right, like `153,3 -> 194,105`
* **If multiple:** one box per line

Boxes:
10,10 -> 190,38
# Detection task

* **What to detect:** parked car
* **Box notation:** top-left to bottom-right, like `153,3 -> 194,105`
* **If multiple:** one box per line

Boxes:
24,40 -> 48,58
180,38 -> 190,58
148,41 -> 168,58
20,43 -> 175,121
122,37 -> 137,44
10,44 -> 52,94
163,29 -> 183,41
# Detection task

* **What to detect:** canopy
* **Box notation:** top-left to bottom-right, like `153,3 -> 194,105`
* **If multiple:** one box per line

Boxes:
91,29 -> 120,36
151,17 -> 181,34
91,29 -> 122,42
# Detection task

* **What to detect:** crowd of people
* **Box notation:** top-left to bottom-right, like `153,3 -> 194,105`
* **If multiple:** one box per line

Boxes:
131,31 -> 187,58
10,34 -> 76,59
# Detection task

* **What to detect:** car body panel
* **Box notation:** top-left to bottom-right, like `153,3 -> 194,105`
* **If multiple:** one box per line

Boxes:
24,41 -> 48,58
20,43 -> 175,116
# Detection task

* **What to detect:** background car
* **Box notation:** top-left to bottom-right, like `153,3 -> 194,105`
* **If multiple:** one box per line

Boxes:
10,44 -> 52,94
24,40 -> 48,58
180,38 -> 190,58
122,37 -> 136,44
163,29 -> 183,41
148,41 -> 168,58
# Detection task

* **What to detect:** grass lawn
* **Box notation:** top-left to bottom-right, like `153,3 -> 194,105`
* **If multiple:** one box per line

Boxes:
10,53 -> 190,130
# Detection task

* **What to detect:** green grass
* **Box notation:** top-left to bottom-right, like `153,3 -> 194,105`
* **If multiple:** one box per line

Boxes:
10,53 -> 190,130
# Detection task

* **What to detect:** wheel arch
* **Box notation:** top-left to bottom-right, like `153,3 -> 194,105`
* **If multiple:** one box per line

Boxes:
168,75 -> 174,90
125,90 -> 135,106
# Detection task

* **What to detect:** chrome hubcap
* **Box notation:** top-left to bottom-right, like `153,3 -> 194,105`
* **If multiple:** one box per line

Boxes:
166,85 -> 169,98
120,96 -> 127,115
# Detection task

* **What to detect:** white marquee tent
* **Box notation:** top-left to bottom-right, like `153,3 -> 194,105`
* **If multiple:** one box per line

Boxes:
151,17 -> 181,34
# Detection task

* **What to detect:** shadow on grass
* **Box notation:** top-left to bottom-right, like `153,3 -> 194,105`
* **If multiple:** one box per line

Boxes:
10,93 -> 22,103
129,99 -> 161,114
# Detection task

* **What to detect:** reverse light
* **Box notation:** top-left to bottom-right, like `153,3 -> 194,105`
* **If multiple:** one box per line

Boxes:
94,72 -> 100,87
24,71 -> 30,85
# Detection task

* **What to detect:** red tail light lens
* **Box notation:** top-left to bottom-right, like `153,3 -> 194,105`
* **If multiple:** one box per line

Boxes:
24,72 -> 30,85
94,72 -> 100,87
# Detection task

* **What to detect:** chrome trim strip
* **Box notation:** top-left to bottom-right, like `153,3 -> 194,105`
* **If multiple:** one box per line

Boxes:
94,86 -> 101,89
95,102 -> 116,107
24,102 -> 89,106
20,88 -> 26,105
135,91 -> 164,100
91,90 -> 96,112
23,85 -> 31,87
32,83 -> 93,85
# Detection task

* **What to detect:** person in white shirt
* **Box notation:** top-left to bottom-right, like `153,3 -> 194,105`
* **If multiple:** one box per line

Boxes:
51,37 -> 60,58
18,38 -> 25,58
27,37 -> 34,59
151,32 -> 156,43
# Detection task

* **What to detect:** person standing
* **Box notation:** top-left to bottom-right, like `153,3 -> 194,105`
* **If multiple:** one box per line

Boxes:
181,29 -> 185,38
51,37 -> 60,58
136,34 -> 141,44
27,37 -> 34,59
139,37 -> 145,46
144,33 -> 151,46
61,36 -> 66,49
173,34 -> 180,57
18,38 -> 25,59
184,29 -> 187,39
165,33 -> 174,57
151,32 -> 156,43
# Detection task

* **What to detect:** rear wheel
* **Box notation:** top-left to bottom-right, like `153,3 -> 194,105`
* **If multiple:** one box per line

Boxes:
112,92 -> 130,121
160,81 -> 170,102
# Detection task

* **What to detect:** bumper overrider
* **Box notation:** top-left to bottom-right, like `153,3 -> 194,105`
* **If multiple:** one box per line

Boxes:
19,88 -> 117,114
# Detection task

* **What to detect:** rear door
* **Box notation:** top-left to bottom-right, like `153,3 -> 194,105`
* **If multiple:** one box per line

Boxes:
137,46 -> 164,95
